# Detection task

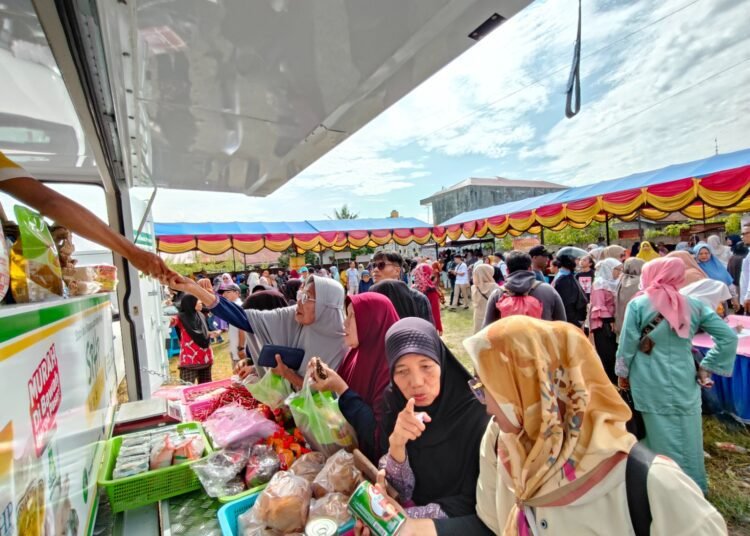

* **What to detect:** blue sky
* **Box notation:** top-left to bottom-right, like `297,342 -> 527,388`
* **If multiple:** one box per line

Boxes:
146,0 -> 750,225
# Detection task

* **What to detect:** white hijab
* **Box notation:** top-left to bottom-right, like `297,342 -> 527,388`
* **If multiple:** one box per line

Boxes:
593,258 -> 622,293
707,235 -> 731,267
679,279 -> 731,311
244,275 -> 347,372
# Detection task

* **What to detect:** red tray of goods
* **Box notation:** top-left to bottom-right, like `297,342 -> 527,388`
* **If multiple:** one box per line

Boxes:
181,379 -> 261,421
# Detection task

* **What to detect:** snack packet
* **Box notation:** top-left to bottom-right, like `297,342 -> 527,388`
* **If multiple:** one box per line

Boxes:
309,493 -> 351,525
0,225 -> 9,302
10,206 -> 63,302
288,451 -> 326,483
252,471 -> 311,533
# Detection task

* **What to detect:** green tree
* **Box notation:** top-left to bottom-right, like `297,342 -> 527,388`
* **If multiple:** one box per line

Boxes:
331,204 -> 358,220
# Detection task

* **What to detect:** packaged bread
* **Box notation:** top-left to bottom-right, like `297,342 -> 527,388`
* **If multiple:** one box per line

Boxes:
309,492 -> 351,525
311,449 -> 362,499
288,451 -> 326,483
253,471 -> 311,533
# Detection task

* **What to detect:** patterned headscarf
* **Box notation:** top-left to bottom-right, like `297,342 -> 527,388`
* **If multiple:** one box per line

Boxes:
464,317 -> 635,536
412,263 -> 435,294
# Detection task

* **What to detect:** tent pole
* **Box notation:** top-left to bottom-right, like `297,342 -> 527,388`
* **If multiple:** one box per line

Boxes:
605,214 -> 611,246
540,227 -> 545,245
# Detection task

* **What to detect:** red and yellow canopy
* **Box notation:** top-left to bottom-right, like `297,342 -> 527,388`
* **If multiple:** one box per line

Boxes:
155,150 -> 750,253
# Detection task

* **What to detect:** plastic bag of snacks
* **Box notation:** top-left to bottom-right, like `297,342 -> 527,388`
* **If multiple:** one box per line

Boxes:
203,404 -> 279,448
287,378 -> 357,458
239,471 -> 312,534
245,444 -> 280,489
311,450 -> 362,498
289,451 -> 326,483
0,225 -> 8,302
247,373 -> 293,410
10,206 -> 63,302
191,447 -> 249,498
309,492 -> 351,525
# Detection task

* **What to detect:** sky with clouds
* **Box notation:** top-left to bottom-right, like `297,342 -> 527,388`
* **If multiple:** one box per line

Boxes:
3,0 -> 749,234
142,0 -> 750,225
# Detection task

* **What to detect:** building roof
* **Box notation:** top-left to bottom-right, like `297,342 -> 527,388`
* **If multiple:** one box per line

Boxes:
420,177 -> 567,205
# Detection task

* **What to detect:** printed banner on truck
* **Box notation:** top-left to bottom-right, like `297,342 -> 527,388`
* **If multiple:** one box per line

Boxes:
0,295 -> 117,536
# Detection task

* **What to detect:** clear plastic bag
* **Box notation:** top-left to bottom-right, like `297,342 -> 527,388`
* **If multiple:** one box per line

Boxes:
245,444 -> 280,489
311,450 -> 362,499
309,493 -> 351,525
202,404 -> 279,448
287,378 -> 358,458
191,447 -> 250,497
288,451 -> 326,483
248,471 -> 312,534
246,373 -> 293,410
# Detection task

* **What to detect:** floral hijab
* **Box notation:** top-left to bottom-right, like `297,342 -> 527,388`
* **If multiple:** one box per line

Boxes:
412,263 -> 436,294
464,317 -> 635,536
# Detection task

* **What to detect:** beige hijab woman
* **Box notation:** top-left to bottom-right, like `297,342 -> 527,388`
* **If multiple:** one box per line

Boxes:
465,317 -> 635,535
471,264 -> 498,333
614,258 -> 644,335
464,317 -> 725,535
601,244 -> 626,261
667,250 -> 707,287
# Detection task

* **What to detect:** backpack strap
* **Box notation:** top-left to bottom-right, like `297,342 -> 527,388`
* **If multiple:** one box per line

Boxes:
626,443 -> 657,536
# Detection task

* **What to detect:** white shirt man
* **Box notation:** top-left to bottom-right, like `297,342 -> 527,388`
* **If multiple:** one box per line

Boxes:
220,284 -> 245,364
450,256 -> 470,309
346,263 -> 360,295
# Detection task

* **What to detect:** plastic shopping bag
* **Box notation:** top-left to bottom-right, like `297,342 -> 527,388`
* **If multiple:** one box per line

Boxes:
202,404 -> 280,448
247,373 -> 293,410
286,378 -> 357,458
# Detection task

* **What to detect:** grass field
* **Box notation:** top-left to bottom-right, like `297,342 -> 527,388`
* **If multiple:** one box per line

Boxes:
163,306 -> 750,532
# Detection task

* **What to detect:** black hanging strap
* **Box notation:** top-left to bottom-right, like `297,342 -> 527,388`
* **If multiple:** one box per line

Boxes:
566,0 -> 582,118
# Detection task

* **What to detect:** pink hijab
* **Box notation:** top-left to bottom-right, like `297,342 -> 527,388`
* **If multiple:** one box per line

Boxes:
413,263 -> 436,293
636,257 -> 691,339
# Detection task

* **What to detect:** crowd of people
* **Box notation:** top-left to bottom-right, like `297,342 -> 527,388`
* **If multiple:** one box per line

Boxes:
162,230 -> 747,535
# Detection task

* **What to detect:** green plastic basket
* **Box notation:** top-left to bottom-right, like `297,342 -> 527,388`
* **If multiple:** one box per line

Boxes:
98,422 -> 213,512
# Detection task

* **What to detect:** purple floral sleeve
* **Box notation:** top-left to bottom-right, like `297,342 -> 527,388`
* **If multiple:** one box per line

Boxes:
379,453 -> 415,500
378,454 -> 448,520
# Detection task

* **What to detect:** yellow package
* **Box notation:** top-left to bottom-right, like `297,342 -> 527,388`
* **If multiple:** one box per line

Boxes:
10,206 -> 63,303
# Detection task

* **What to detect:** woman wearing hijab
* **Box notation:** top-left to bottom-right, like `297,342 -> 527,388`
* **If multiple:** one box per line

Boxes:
601,244 -> 626,261
309,293 -> 401,461
233,289 -> 290,377
675,241 -> 691,251
680,279 -> 732,314
170,295 -> 217,384
282,278 -> 302,305
358,270 -> 374,293
707,235 -> 731,266
169,274 -> 347,389
247,271 -> 261,290
371,279 -> 434,324
694,242 -> 739,309
377,318 -> 489,522
636,241 -> 660,262
588,258 -> 623,383
617,258 -> 737,492
471,264 -> 498,334
667,250 -> 706,287
614,258 -> 644,337
413,263 -> 444,335
427,316 -> 726,536
551,254 -> 588,329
